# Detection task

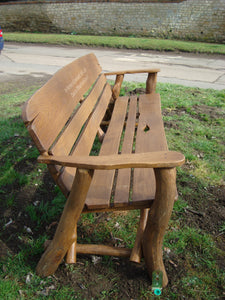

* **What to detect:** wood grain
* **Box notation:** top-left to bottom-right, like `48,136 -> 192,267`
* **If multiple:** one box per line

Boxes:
36,168 -> 93,277
38,151 -> 185,170
142,167 -> 176,288
146,72 -> 157,94
50,74 -> 106,156
114,96 -> 137,207
130,208 -> 150,263
105,69 -> 160,76
66,224 -> 77,264
133,93 -> 168,202
76,244 -> 131,257
56,82 -> 112,195
112,74 -> 124,101
22,53 -> 101,153
85,96 -> 129,209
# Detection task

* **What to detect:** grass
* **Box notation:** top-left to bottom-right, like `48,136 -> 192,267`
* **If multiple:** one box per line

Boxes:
0,80 -> 224,299
4,32 -> 225,55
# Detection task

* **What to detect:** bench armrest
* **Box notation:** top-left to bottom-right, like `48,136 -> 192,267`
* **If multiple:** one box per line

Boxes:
104,69 -> 160,100
38,151 -> 185,170
104,69 -> 160,76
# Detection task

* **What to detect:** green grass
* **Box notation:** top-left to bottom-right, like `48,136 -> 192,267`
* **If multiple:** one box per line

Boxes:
5,32 -> 225,55
0,81 -> 224,299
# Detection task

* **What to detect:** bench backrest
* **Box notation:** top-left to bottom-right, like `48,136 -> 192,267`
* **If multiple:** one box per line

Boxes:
22,53 -> 112,195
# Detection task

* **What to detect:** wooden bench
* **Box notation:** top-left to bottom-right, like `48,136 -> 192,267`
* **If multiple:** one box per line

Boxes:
22,53 -> 185,288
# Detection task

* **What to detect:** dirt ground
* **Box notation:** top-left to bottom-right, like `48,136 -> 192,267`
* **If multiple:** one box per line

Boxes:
0,76 -> 224,299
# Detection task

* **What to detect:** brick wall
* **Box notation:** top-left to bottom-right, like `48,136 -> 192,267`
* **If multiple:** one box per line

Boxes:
0,0 -> 224,43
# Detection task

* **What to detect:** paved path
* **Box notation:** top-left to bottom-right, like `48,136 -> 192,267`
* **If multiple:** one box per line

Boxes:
0,43 -> 225,90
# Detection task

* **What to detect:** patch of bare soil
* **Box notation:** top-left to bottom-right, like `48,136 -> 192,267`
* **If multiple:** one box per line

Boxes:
0,74 -> 51,95
180,184 -> 225,235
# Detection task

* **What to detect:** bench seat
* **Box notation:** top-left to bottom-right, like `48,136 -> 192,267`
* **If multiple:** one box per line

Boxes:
60,93 -> 166,212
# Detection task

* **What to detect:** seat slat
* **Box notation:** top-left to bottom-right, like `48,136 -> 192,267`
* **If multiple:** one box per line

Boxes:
50,74 -> 107,156
114,96 -> 137,207
133,93 -> 168,202
85,96 -> 129,210
23,53 -> 102,153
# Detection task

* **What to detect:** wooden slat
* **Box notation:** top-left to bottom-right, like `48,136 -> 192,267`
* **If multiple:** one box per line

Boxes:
73,83 -> 112,156
58,83 -> 112,194
22,53 -> 102,153
50,74 -> 106,156
82,201 -> 151,213
114,96 -> 137,207
76,244 -> 131,257
85,96 -> 129,210
133,93 -> 168,202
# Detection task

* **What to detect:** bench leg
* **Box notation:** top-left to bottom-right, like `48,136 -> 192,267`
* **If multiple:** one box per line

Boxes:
146,72 -> 157,94
36,168 -> 93,277
142,167 -> 176,288
130,208 -> 149,263
66,224 -> 77,264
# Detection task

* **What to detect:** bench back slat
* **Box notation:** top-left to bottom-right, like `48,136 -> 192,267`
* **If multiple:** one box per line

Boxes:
22,53 -> 102,153
72,82 -> 112,156
50,74 -> 107,156
57,82 -> 113,196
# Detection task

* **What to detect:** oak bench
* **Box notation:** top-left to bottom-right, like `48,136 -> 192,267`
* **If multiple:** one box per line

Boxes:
22,53 -> 185,288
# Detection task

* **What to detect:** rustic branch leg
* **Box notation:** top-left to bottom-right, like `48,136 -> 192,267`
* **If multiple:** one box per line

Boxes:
97,127 -> 105,143
66,224 -> 77,264
130,208 -> 149,263
146,72 -> 157,94
36,168 -> 93,277
112,74 -> 124,101
142,167 -> 176,288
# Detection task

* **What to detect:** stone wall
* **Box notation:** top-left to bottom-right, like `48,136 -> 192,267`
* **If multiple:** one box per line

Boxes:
0,0 -> 224,43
